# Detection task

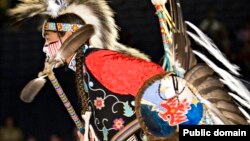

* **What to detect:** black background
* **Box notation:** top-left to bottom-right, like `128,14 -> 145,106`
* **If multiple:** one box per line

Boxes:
0,0 -> 250,141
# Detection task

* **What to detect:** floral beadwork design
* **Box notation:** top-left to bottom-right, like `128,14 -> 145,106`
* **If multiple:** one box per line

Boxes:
94,97 -> 105,110
84,71 -> 136,141
113,118 -> 125,131
77,48 -> 139,141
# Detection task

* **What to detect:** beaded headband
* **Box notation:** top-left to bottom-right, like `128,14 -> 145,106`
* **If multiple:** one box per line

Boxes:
42,22 -> 83,37
44,22 -> 83,32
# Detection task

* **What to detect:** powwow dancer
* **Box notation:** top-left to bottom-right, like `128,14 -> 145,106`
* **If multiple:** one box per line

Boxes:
8,0 -> 250,140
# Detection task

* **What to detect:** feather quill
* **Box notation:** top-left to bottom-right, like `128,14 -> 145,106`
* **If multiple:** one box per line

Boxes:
238,106 -> 250,123
227,93 -> 250,109
56,24 -> 94,62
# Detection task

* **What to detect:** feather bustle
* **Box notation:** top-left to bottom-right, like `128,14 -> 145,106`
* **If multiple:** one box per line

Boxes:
185,63 -> 249,124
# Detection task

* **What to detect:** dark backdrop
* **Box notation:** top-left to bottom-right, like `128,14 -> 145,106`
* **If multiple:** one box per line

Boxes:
0,0 -> 249,141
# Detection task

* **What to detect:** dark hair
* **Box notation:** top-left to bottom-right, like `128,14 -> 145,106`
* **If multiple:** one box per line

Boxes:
47,13 -> 86,37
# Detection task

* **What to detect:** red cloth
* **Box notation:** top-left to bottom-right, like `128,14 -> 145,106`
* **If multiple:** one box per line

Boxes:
86,50 -> 165,97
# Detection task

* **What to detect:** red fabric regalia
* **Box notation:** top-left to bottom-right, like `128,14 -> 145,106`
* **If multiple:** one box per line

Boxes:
85,48 -> 165,97
81,48 -> 165,140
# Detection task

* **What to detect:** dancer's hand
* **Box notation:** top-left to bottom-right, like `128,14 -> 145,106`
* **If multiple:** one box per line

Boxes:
77,131 -> 84,141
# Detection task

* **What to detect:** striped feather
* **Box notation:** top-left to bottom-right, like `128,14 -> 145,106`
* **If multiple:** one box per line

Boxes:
170,0 -> 197,71
185,61 -> 249,124
8,0 -> 47,22
186,21 -> 240,76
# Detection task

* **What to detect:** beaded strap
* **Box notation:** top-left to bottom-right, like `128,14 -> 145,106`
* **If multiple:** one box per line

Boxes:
44,22 -> 83,32
47,71 -> 85,134
75,46 -> 89,114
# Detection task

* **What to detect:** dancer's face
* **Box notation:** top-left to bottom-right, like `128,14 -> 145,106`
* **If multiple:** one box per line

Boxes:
43,31 -> 62,46
43,31 -> 73,65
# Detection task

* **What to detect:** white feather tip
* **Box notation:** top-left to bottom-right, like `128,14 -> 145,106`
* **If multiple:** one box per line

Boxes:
47,0 -> 63,18
151,0 -> 168,5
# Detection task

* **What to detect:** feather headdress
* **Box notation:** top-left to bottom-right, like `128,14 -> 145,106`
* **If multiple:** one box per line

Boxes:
9,0 -> 149,60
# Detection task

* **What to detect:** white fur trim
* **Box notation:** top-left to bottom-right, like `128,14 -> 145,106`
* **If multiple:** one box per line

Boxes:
151,0 -> 168,5
61,4 -> 103,48
47,0 -> 61,17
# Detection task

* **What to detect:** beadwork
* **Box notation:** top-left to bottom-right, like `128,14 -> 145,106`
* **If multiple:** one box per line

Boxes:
44,22 -> 83,32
